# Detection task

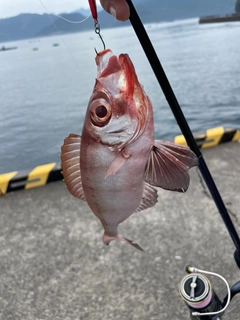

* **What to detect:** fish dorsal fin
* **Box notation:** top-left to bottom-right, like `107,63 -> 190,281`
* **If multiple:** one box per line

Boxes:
144,140 -> 198,192
135,182 -> 158,212
61,134 -> 86,201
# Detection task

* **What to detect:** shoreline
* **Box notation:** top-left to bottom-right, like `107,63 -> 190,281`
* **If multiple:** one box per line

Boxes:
1,127 -> 239,195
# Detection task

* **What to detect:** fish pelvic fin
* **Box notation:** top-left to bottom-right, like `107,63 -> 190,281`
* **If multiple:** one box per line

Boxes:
60,134 -> 86,201
144,140 -> 198,192
105,149 -> 130,178
103,233 -> 144,251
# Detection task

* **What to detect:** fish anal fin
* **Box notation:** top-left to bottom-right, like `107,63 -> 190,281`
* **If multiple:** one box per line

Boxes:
135,182 -> 158,212
60,134 -> 86,201
144,140 -> 198,192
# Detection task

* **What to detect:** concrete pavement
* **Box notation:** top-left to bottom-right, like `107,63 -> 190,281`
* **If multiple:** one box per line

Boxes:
0,142 -> 240,320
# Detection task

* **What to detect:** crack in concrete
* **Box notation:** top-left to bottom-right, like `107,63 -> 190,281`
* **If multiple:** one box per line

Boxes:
196,168 -> 211,199
227,207 -> 239,224
196,168 -> 239,224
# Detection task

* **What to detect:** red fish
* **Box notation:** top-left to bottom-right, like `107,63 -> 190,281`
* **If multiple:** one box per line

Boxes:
61,49 -> 198,251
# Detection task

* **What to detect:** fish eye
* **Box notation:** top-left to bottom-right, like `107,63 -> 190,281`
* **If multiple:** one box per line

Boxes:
90,98 -> 111,127
95,105 -> 108,118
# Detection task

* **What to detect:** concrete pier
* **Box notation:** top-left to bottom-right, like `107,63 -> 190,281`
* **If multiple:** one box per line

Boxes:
0,142 -> 240,319
199,13 -> 240,24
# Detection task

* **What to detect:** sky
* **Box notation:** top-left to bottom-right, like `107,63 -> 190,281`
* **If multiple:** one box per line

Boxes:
0,0 -> 101,19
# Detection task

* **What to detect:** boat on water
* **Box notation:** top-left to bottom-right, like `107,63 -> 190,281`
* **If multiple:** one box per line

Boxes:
0,46 -> 17,52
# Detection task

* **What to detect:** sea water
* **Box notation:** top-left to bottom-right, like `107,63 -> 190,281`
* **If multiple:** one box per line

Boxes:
0,18 -> 240,173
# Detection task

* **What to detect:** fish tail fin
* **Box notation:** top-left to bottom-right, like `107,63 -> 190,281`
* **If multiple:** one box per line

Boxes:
120,236 -> 144,251
103,233 -> 144,251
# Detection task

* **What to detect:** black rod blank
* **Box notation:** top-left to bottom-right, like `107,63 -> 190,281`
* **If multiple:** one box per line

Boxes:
125,0 -> 240,259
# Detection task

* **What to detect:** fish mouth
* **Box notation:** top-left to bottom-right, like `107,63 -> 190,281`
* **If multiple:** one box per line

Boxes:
108,129 -> 125,134
101,119 -> 136,147
105,118 -> 136,137
95,49 -> 121,78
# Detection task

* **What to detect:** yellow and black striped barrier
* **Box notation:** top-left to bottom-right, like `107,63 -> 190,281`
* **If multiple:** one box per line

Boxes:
0,163 -> 62,195
0,127 -> 239,195
175,127 -> 240,149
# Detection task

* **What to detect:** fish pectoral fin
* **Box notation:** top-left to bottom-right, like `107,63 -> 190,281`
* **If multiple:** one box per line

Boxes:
105,149 -> 130,178
144,140 -> 198,192
135,182 -> 158,212
60,134 -> 86,201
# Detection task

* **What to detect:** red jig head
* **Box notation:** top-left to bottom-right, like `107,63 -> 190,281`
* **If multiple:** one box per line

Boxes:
88,0 -> 98,23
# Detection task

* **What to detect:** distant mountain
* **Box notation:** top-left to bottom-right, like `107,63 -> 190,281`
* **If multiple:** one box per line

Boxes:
0,13 -> 57,41
74,6 -> 103,17
0,0 -> 237,42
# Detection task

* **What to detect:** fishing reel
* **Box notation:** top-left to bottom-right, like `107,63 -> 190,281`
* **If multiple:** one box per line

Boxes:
179,265 -> 240,320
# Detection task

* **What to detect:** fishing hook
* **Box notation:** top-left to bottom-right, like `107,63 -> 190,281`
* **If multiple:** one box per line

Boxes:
88,0 -> 106,54
94,22 -> 106,55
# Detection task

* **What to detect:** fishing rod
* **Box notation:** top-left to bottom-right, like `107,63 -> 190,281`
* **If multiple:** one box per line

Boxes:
125,0 -> 240,268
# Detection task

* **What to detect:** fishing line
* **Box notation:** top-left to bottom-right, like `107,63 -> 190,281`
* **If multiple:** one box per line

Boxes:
37,0 -> 92,75
36,1 -> 97,114
38,0 -> 91,24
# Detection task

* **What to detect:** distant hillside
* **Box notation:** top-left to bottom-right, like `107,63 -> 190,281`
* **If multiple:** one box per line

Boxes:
0,14 -> 57,41
0,0 -> 237,42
